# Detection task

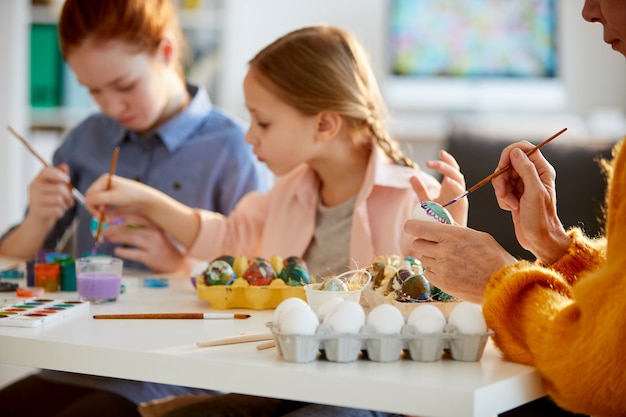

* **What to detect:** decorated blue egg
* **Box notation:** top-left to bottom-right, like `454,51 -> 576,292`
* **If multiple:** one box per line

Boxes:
278,261 -> 310,286
243,259 -> 276,286
203,260 -> 236,286
321,277 -> 348,291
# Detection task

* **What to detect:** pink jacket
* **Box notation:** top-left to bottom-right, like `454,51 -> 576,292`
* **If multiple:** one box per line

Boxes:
189,149 -> 441,268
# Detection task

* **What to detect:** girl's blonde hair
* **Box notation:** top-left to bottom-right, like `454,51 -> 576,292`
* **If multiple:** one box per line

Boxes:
249,25 -> 418,169
58,0 -> 190,79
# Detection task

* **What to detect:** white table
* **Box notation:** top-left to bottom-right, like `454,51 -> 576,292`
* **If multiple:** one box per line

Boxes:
0,268 -> 546,417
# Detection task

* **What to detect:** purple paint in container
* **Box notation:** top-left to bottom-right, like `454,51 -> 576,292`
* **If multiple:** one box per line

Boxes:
75,257 -> 123,304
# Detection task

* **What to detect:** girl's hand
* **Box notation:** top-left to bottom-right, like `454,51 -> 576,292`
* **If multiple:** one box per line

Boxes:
85,174 -> 156,217
102,211 -> 187,274
492,141 -> 571,264
404,219 -> 517,303
411,149 -> 468,226
25,164 -> 74,227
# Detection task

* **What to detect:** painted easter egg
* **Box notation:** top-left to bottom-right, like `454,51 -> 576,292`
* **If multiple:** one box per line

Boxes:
203,260 -> 236,286
412,201 -> 453,224
243,259 -> 276,286
431,285 -> 456,302
321,277 -> 348,292
386,268 -> 413,294
399,274 -> 431,301
284,256 -> 305,265
278,261 -> 311,286
213,254 -> 235,267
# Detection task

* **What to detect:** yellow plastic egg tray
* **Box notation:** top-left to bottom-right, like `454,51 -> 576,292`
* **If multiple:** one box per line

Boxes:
197,277 -> 306,310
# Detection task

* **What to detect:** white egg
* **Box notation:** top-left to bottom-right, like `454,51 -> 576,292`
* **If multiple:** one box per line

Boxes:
448,301 -> 487,334
366,304 -> 405,334
407,304 -> 446,334
412,201 -> 452,224
273,297 -> 309,326
278,304 -> 319,335
317,297 -> 345,320
323,300 -> 365,334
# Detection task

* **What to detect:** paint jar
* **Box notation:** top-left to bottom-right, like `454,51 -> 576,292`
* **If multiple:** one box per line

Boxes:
75,256 -> 123,303
26,259 -> 37,287
34,262 -> 61,292
56,257 -> 76,291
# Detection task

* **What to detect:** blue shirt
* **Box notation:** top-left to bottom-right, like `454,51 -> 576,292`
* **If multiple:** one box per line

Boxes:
15,85 -> 273,268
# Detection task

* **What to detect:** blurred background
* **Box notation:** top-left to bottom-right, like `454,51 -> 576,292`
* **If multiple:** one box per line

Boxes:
1,0 -> 624,232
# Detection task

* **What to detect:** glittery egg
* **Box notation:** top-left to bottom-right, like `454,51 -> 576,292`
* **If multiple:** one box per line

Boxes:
203,260 -> 236,286
412,201 -> 453,224
278,261 -> 311,286
399,274 -> 431,301
243,259 -> 276,286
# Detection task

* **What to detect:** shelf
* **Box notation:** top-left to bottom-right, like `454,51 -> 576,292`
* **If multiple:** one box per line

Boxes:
30,106 -> 95,130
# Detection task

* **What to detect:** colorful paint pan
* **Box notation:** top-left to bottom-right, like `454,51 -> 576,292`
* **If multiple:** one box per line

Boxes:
0,298 -> 89,327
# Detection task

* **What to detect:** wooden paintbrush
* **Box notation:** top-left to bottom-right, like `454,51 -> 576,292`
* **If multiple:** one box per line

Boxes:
93,313 -> 251,320
7,125 -> 87,207
93,146 -> 120,249
442,127 -> 567,208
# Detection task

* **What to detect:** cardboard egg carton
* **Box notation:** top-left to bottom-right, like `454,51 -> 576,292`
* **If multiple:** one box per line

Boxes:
267,322 -> 493,364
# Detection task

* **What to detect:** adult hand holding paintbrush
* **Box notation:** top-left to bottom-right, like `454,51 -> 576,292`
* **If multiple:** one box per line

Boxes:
404,128 -> 571,303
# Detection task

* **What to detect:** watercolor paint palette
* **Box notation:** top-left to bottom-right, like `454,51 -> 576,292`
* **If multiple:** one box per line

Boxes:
0,297 -> 89,327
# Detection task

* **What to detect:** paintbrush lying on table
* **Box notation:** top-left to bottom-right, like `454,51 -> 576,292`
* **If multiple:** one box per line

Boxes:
93,313 -> 251,320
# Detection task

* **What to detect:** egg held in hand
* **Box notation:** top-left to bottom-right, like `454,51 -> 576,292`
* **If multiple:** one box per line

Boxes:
412,201 -> 453,224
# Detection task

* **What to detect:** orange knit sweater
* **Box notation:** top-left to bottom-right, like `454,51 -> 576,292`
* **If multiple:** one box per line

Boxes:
483,141 -> 626,417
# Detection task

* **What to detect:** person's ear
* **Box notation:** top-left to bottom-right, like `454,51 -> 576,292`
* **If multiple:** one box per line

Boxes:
316,111 -> 342,142
158,34 -> 175,65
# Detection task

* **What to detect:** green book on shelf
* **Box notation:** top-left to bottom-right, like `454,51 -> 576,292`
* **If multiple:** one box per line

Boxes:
30,24 -> 62,108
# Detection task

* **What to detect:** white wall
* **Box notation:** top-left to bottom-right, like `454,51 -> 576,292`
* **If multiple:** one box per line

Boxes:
217,0 -> 626,124
0,1 -> 31,233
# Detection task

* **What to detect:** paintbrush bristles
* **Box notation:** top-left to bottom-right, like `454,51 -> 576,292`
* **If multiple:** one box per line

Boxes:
442,127 -> 567,208
94,147 -> 120,245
